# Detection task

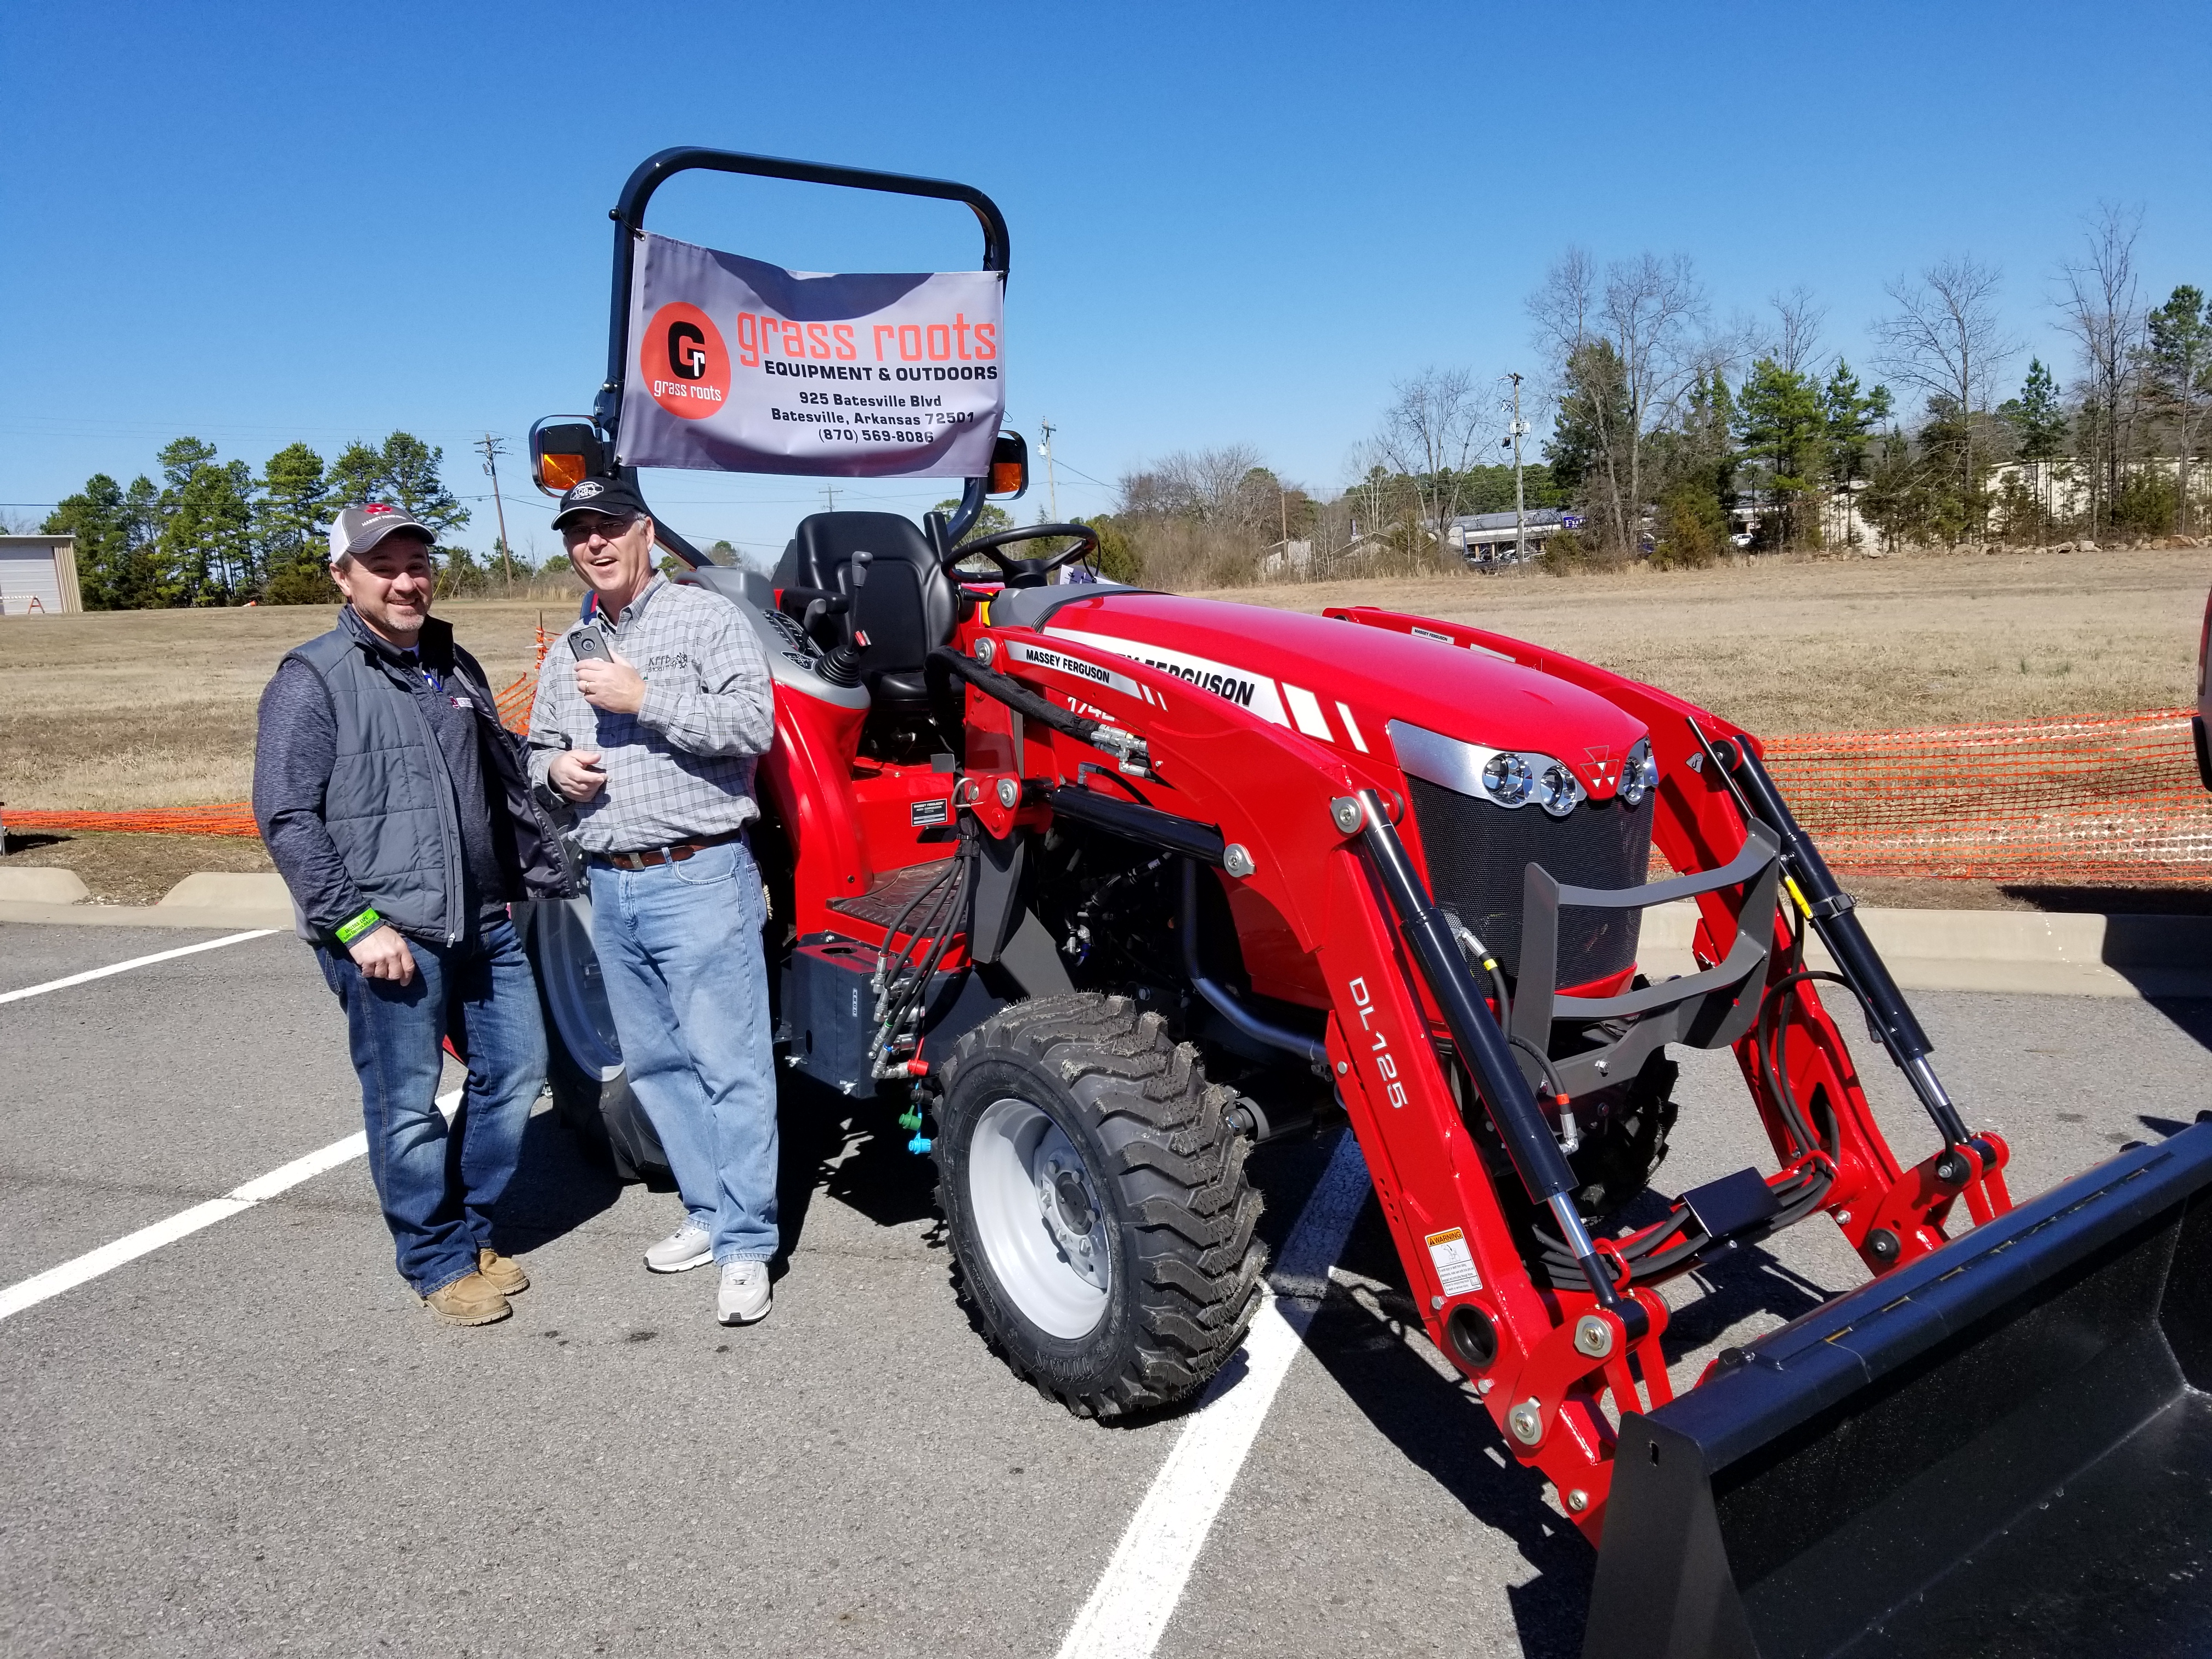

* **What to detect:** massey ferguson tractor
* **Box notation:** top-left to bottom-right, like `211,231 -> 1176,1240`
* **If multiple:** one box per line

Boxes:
524,149 -> 2212,1657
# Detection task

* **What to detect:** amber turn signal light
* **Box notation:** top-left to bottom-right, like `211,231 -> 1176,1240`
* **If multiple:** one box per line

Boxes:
540,452 -> 589,492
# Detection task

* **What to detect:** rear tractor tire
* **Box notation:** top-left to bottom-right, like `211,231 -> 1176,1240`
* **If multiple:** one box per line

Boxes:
933,994 -> 1267,1419
523,896 -> 668,1182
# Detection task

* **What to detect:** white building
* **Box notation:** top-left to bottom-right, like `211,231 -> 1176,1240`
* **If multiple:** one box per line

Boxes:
0,537 -> 82,614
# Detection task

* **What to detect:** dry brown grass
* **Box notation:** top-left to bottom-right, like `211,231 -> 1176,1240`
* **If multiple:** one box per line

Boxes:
2,546 -> 2208,815
0,600 -> 555,810
1204,543 -> 2212,737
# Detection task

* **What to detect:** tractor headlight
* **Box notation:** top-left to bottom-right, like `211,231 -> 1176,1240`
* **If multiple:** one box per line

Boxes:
1620,738 -> 1657,807
1482,751 -> 1532,805
1538,762 -> 1581,818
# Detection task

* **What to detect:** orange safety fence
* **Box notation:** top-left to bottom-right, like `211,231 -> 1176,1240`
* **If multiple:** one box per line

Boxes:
1763,707 -> 2212,886
10,683 -> 2212,886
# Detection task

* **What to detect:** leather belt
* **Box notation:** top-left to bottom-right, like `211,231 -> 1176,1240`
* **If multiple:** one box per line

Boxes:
592,828 -> 746,872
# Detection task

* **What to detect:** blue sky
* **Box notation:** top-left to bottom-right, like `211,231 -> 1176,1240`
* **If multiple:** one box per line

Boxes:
5,1 -> 2208,568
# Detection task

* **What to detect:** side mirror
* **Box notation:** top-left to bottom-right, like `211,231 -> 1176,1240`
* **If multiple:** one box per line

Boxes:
989,431 -> 1029,499
529,417 -> 609,497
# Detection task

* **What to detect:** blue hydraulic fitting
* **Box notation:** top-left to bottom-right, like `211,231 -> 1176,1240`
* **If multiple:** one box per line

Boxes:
907,1134 -> 934,1155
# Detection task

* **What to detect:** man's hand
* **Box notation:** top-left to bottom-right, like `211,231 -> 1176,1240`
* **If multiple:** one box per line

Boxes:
575,651 -> 646,715
549,748 -> 609,802
349,926 -> 417,986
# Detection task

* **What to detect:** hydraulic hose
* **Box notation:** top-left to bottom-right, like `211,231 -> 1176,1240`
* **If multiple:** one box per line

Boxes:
1178,859 -> 1329,1068
1717,735 -> 1973,1148
1350,789 -> 1640,1328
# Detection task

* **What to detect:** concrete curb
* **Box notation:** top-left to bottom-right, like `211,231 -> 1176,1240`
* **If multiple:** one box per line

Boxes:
2,873 -> 2208,997
1641,902 -> 2212,1000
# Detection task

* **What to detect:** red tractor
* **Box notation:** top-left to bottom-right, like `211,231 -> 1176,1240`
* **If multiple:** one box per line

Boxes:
526,150 -> 2212,1657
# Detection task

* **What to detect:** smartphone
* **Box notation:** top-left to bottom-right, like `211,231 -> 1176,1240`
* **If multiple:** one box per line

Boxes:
569,627 -> 610,663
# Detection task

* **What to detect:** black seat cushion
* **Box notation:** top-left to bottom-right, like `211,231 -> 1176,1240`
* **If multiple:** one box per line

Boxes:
771,512 -> 955,709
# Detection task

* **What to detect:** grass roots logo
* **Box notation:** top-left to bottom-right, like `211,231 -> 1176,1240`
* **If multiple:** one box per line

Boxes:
642,302 -> 728,421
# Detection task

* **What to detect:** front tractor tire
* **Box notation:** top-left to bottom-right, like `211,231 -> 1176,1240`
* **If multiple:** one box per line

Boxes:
933,994 -> 1266,1419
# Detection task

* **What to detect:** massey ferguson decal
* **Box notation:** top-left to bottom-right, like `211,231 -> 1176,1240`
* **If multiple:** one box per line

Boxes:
1001,639 -> 1143,701
1048,627 -> 1290,727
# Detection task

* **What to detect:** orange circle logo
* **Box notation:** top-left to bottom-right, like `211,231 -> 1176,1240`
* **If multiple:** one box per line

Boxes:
642,303 -> 729,421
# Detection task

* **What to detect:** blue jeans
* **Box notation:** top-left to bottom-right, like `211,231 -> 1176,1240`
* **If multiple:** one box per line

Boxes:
318,916 -> 548,1295
588,839 -> 778,1263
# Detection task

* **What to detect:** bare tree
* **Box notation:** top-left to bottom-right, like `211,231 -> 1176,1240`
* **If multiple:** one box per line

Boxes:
1528,249 -> 1709,554
1871,255 -> 2018,540
1373,368 -> 1483,545
1117,445 -> 1266,526
2056,203 -> 2144,536
1764,285 -> 1830,378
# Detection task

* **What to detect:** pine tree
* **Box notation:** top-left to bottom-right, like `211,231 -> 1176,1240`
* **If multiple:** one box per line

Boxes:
258,442 -> 332,602
1735,358 -> 1827,546
2143,287 -> 2211,534
42,475 -> 131,609
1823,360 -> 1893,549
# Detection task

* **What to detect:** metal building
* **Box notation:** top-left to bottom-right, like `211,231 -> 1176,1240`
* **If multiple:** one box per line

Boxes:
0,537 -> 83,614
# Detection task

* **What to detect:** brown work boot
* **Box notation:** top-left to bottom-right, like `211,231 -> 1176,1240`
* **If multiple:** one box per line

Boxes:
477,1248 -> 529,1296
422,1271 -> 511,1327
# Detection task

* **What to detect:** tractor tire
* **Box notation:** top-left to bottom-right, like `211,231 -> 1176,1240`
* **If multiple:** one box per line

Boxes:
523,896 -> 668,1182
933,993 -> 1266,1419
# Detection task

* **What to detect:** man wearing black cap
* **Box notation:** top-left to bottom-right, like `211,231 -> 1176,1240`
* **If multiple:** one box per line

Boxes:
254,505 -> 562,1326
528,478 -> 778,1326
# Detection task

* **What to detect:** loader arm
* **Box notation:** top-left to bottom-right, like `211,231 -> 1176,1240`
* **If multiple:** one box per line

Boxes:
1327,606 -> 2017,1271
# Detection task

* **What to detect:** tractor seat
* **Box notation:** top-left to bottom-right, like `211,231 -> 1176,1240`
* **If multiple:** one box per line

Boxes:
771,512 -> 955,710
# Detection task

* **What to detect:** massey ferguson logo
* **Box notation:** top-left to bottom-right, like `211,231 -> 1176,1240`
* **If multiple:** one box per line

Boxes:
1584,744 -> 1617,786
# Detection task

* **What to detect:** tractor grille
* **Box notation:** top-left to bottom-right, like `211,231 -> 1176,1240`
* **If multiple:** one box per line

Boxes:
1405,776 -> 1653,988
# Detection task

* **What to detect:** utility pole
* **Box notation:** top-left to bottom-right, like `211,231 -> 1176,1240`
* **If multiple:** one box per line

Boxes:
1508,373 -> 1528,564
476,434 -> 514,595
823,482 -> 838,512
1038,419 -> 1060,521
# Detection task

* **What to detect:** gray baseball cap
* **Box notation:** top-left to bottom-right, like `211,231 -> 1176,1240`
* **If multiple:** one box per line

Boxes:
329,503 -> 435,562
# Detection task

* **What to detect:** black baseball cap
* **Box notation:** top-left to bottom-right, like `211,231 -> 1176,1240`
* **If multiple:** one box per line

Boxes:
552,475 -> 651,529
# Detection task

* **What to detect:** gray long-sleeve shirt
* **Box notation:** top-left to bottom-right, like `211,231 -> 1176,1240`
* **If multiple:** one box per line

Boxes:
526,574 -> 776,855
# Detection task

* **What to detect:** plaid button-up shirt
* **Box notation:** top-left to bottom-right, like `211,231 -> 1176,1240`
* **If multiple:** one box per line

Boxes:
527,574 -> 775,855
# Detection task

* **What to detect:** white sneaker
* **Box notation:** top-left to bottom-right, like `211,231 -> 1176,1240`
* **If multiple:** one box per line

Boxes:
716,1259 -> 771,1325
645,1221 -> 713,1274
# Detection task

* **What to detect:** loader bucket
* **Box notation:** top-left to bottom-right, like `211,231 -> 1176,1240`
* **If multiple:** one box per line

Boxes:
1583,1124 -> 2212,1659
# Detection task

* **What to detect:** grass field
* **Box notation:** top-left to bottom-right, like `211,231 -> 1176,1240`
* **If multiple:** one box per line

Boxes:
3,545 -> 2208,905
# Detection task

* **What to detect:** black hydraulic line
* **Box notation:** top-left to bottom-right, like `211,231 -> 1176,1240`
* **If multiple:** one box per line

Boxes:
928,646 -> 1101,746
1717,736 -> 1973,1148
1048,786 -> 1225,866
1178,860 -> 1329,1069
1350,790 -> 1640,1327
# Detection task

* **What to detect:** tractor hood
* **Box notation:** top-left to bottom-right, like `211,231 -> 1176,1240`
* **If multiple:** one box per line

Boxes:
1030,590 -> 1648,800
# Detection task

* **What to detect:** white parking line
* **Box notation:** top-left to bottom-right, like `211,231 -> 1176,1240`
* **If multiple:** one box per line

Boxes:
0,1088 -> 458,1324
1056,1130 -> 1372,1659
0,929 -> 279,1006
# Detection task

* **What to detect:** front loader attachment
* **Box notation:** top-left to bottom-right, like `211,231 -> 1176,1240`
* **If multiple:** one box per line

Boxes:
1584,1122 -> 2212,1659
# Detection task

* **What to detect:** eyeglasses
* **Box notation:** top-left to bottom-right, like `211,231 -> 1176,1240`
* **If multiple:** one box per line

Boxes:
562,514 -> 641,541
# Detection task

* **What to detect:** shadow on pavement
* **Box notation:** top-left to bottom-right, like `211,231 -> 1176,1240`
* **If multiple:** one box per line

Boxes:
774,1074 -> 940,1266
2143,996 -> 2212,1056
1306,1195 -> 1594,1659
495,1104 -> 626,1252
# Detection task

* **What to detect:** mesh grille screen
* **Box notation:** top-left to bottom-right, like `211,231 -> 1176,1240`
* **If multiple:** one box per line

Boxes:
1406,777 -> 1653,987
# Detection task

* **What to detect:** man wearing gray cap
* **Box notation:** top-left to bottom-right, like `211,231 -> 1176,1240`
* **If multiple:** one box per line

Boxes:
254,505 -> 562,1326
528,477 -> 779,1326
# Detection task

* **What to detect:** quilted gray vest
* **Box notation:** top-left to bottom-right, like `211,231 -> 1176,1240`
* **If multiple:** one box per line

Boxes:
287,623 -> 466,944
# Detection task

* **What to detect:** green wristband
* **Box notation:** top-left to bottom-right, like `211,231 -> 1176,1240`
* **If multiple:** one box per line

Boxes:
335,908 -> 384,946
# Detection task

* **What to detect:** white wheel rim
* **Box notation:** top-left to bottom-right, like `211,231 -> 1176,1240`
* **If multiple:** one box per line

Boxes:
967,1095 -> 1111,1339
531,899 -> 624,1082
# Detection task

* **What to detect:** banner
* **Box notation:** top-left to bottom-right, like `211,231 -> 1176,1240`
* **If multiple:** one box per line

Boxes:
616,233 -> 1004,479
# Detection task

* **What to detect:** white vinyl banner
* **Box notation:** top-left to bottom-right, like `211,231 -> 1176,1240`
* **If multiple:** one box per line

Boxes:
616,233 -> 1005,479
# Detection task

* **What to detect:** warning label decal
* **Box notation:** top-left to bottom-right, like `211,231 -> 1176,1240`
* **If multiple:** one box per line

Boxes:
1424,1227 -> 1482,1297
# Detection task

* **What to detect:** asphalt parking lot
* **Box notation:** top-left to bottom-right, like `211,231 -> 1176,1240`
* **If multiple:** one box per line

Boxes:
5,919 -> 2211,1658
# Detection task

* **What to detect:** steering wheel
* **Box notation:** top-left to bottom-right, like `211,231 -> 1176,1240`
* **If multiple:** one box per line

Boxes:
946,522 -> 1100,585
